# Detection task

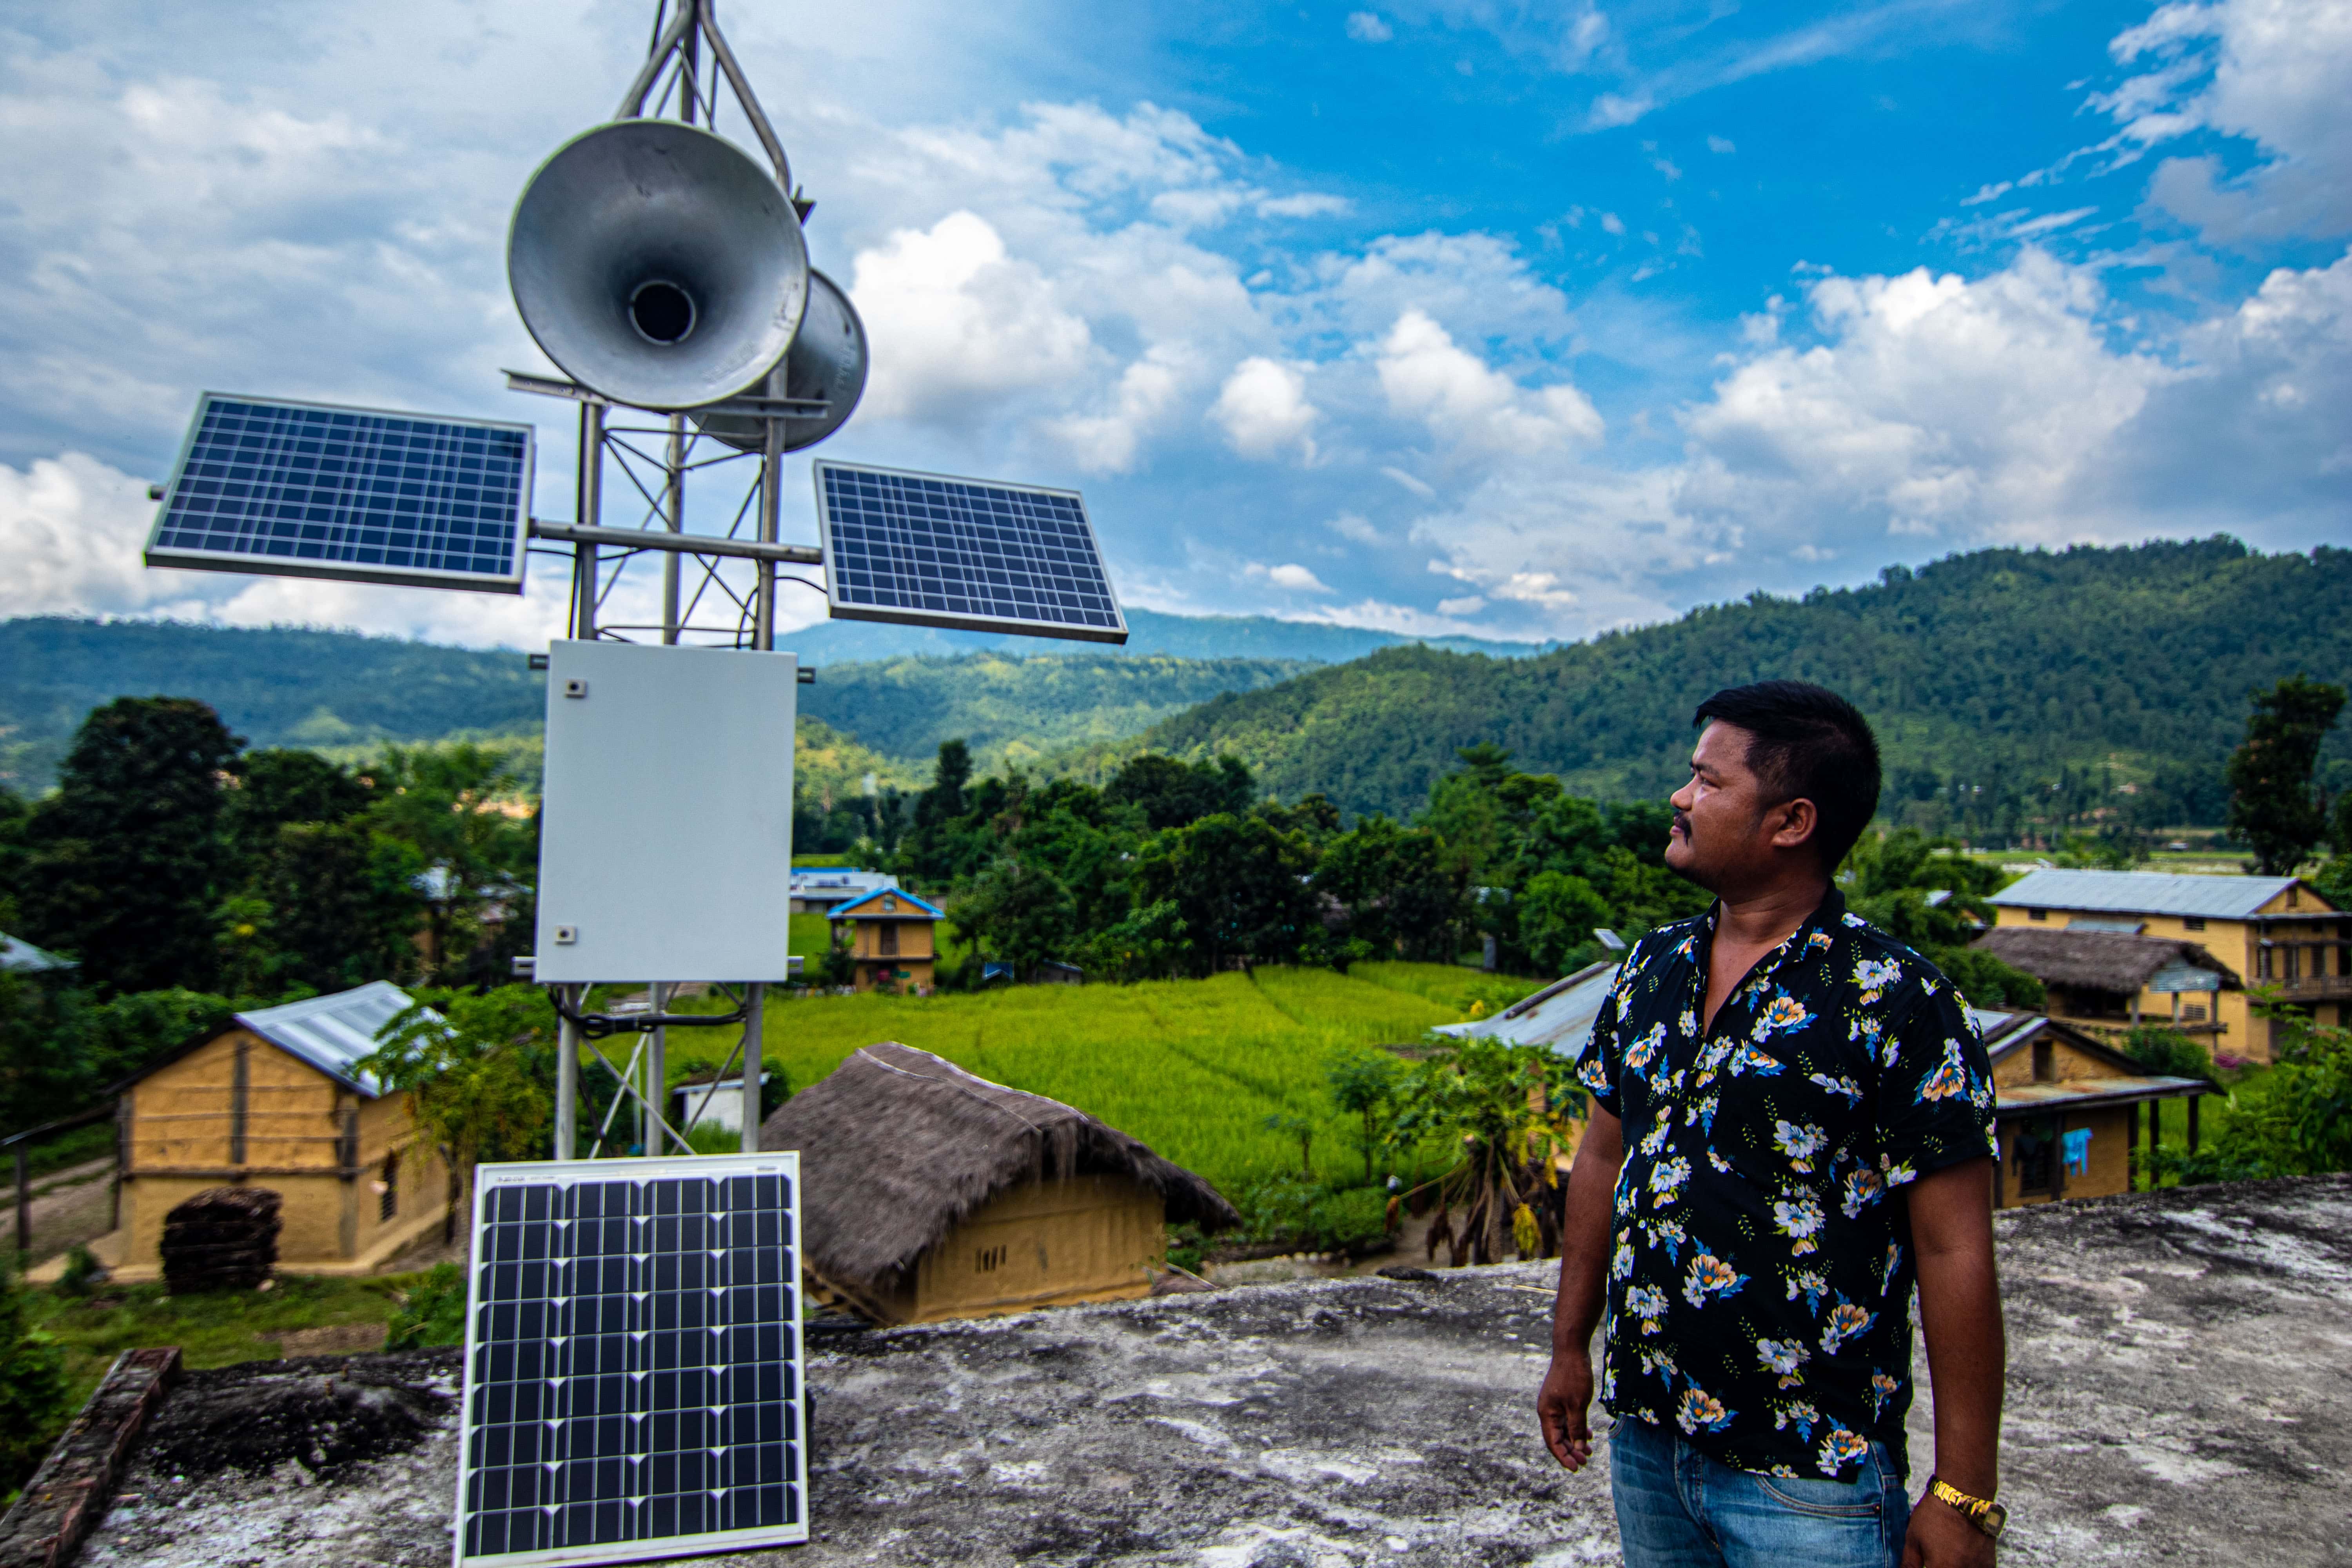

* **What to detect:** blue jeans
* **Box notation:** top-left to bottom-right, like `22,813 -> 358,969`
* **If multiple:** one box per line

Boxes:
1608,1416 -> 1910,1568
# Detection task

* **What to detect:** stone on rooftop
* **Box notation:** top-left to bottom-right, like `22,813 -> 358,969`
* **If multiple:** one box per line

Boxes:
64,1176 -> 2352,1568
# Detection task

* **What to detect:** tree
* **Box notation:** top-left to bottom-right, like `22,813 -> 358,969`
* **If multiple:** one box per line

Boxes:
361,985 -> 555,1227
17,698 -> 243,993
2227,675 -> 2346,876
1517,870 -> 1611,976
365,744 -> 535,978
224,749 -> 375,861
1387,1036 -> 1584,1266
1318,815 -> 1471,964
1326,1048 -> 1407,1184
1106,753 -> 1254,833
1128,812 -> 1318,974
241,822 -> 426,992
951,857 -> 1076,980
1842,829 -> 2044,1008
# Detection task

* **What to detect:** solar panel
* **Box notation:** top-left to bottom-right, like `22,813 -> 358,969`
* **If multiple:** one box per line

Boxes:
144,392 -> 531,593
815,459 -> 1127,643
455,1154 -> 809,1568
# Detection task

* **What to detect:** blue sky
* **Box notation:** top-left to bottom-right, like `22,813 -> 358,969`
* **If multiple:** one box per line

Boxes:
1,0 -> 2345,649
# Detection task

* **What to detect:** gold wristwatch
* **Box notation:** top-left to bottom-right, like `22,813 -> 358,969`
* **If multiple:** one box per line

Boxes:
1928,1476 -> 2007,1540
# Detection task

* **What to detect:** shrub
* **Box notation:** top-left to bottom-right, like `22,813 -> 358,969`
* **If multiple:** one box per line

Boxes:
1309,1187 -> 1393,1253
384,1263 -> 466,1350
0,1256 -> 71,1503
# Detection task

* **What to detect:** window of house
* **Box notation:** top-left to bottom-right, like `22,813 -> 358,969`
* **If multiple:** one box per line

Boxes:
380,1151 -> 400,1221
2182,916 -> 2205,932
2181,1003 -> 2208,1023
2288,886 -> 2301,908
878,921 -> 898,957
2028,908 -> 2048,922
2032,1040 -> 2054,1082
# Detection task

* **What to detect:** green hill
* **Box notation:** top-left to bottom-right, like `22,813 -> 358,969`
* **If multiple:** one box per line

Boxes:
0,618 -> 1303,791
1125,538 -> 2352,826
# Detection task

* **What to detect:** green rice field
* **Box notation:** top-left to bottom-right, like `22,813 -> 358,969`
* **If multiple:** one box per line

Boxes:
657,963 -> 1539,1197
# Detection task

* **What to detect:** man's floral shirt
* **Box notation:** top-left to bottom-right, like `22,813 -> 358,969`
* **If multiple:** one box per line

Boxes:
1578,888 -> 1996,1480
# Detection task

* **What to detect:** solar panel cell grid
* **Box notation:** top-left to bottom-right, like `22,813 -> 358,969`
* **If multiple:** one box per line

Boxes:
145,394 -> 530,593
816,461 -> 1127,643
457,1158 -> 808,1567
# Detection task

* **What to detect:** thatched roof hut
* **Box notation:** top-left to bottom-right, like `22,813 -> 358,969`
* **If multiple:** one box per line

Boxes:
759,1042 -> 1238,1324
1973,928 -> 2240,996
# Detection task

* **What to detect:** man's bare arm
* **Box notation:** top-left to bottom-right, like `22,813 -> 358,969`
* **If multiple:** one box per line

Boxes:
1537,1107 -> 1624,1472
1903,1155 -> 2003,1568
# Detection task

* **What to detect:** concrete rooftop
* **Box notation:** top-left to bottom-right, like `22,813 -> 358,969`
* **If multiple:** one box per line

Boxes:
71,1175 -> 2352,1568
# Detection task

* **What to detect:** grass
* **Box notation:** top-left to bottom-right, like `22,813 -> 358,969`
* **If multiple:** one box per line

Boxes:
28,1272 -> 428,1412
659,962 -> 1506,1196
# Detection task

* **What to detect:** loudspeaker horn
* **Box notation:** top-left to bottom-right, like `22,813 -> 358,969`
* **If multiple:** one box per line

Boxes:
692,269 -> 868,454
508,120 -> 809,412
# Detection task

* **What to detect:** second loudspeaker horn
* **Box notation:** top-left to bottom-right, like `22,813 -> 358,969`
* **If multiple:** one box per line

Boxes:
694,270 -> 868,454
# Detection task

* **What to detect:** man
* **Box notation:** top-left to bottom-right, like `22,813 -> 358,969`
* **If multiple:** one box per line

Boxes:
1536,682 -> 2005,1568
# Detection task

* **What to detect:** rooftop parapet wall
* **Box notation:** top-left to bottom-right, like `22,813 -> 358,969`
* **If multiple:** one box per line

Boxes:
64,1175 -> 2352,1568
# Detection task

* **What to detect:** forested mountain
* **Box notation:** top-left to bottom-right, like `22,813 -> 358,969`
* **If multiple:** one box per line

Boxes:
798,654 -> 1311,775
0,617 -> 1309,790
783,606 -> 1548,664
0,619 -> 544,789
1124,539 -> 2352,829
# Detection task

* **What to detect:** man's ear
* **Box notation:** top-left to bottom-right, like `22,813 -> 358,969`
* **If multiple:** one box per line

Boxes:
1769,797 -> 1819,852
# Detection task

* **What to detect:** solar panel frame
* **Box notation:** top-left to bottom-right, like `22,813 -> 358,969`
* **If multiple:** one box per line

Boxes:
815,459 -> 1127,644
453,1154 -> 810,1568
144,391 -> 532,594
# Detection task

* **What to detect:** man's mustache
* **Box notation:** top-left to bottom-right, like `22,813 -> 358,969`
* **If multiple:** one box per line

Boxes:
1671,811 -> 1692,840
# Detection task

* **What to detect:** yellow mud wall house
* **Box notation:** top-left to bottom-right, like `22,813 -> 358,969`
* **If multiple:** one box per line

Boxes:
98,982 -> 451,1283
1988,869 -> 2348,1062
760,1042 -> 1238,1325
827,886 -> 943,995
1974,1009 -> 2210,1207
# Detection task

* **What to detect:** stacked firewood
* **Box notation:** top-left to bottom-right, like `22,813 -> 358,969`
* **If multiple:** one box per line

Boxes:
161,1187 -> 283,1294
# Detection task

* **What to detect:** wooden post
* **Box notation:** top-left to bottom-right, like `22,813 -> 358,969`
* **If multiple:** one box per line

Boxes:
2147,1097 -> 2160,1190
13,1143 -> 27,1256
2128,1103 -> 2140,1192
2187,1094 -> 2201,1153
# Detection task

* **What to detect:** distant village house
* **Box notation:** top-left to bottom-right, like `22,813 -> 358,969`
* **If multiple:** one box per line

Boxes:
1988,869 -> 2347,1060
827,887 -> 944,994
760,1042 -> 1236,1324
86,982 -> 451,1283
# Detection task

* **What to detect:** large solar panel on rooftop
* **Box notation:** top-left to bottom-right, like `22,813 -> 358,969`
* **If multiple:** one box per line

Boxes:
456,1155 -> 808,1568
145,393 -> 531,592
815,459 -> 1126,643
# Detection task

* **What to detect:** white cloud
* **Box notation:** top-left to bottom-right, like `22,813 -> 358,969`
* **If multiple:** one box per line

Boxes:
1245,561 -> 1333,592
0,450 -> 565,648
1346,12 -> 1394,43
1375,310 -> 1604,456
1707,134 -> 1737,154
1601,212 -> 1627,235
1436,595 -> 1487,615
849,211 -> 1097,426
1327,512 -> 1381,543
2096,0 -> 2352,242
1380,465 -> 1436,497
1210,358 -> 1321,463
1256,192 -> 1354,219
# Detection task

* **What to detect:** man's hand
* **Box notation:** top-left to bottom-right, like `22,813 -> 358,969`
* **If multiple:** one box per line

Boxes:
1537,1345 -> 1596,1470
1901,1493 -> 1994,1568
1539,1106 -> 1622,1473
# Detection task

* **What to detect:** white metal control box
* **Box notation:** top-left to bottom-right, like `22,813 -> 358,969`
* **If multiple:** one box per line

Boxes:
533,639 -> 796,983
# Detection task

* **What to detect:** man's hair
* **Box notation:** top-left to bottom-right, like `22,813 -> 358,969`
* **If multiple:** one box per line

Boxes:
1692,681 -> 1882,869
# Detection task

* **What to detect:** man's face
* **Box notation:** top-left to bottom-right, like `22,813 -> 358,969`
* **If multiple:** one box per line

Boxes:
1666,722 -> 1794,893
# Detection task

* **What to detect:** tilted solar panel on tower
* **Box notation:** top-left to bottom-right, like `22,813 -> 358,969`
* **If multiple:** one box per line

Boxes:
144,393 -> 531,593
455,1155 -> 808,1568
815,460 -> 1127,643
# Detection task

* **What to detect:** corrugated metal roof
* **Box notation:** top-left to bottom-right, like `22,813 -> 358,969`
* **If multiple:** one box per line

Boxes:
1432,963 -> 1618,1063
236,981 -> 427,1098
1996,1075 -> 2209,1113
1987,869 -> 2302,920
0,932 -> 74,973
